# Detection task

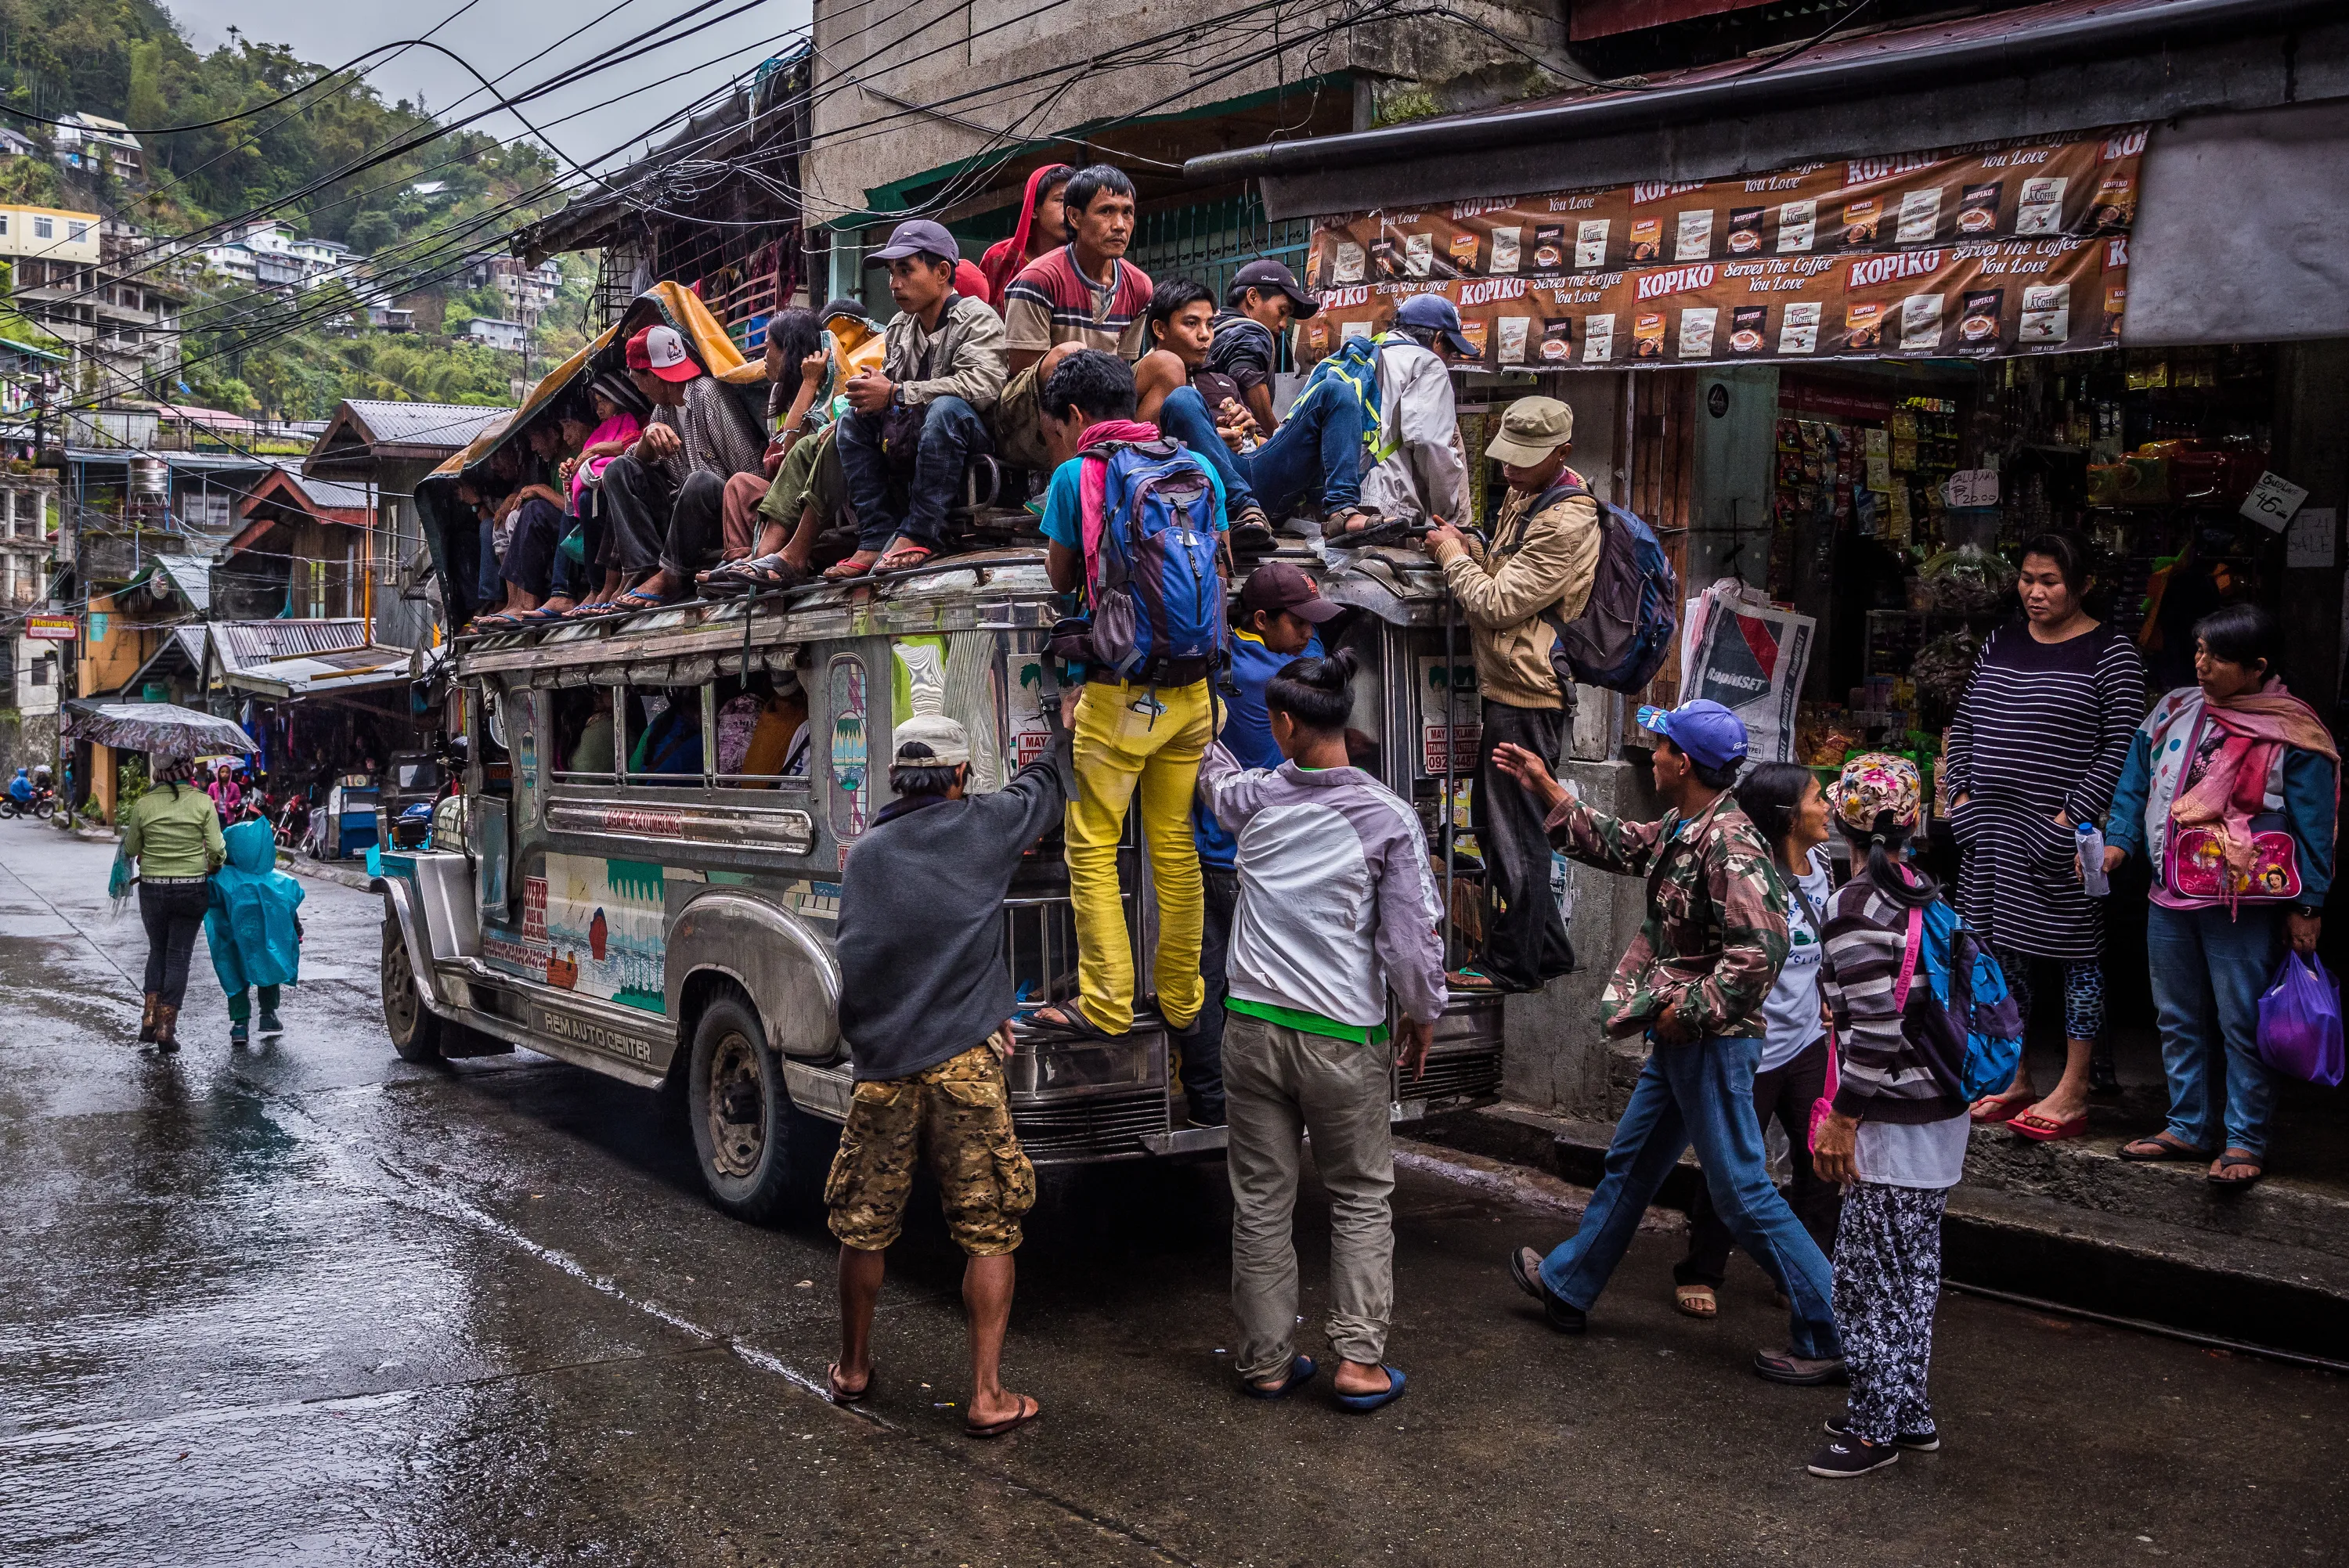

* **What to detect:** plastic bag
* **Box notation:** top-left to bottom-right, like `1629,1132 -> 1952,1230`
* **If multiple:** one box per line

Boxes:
2256,952 -> 2345,1087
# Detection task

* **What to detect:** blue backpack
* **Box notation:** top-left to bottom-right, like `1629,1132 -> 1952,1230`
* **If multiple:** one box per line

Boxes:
1901,899 -> 2026,1101
1531,478 -> 1680,694
1077,436 -> 1226,683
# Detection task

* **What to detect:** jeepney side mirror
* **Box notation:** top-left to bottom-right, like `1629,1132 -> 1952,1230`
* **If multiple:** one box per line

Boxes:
431,794 -> 470,854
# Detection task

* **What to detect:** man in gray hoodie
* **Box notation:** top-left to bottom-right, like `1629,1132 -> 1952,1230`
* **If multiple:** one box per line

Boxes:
825,694 -> 1072,1439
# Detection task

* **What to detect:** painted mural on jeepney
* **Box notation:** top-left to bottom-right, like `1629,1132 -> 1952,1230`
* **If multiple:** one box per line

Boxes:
893,632 -> 1009,792
829,654 -> 868,846
481,850 -> 669,1011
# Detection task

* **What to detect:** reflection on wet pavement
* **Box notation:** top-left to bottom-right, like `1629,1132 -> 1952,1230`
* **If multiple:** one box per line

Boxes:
2,828 -> 2344,1566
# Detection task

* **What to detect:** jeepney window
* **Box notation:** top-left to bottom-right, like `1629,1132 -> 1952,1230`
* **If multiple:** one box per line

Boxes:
711,667 -> 812,788
547,686 -> 616,784
622,685 -> 707,784
1334,615 -> 1386,778
827,654 -> 869,842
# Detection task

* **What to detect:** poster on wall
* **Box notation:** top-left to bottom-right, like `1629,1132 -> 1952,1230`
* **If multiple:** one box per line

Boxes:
1417,654 -> 1481,776
1299,125 -> 2147,372
1677,581 -> 1814,764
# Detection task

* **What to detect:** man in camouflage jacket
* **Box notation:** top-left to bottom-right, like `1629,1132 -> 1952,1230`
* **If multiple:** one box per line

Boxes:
1492,699 -> 1843,1382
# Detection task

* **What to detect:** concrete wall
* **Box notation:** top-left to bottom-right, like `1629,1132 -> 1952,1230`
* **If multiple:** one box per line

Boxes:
803,0 -> 1566,225
0,707 -> 56,777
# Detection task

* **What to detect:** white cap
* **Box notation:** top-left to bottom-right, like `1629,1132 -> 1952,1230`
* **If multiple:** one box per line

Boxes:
892,714 -> 970,768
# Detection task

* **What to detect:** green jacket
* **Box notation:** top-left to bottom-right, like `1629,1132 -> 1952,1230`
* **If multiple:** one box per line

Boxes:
121,781 -> 226,879
1546,789 -> 1788,1040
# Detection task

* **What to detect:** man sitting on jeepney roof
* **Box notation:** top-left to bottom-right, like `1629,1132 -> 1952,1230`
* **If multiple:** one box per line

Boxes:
822,221 -> 1009,582
700,305 -> 868,593
472,416 -> 578,629
597,323 -> 767,612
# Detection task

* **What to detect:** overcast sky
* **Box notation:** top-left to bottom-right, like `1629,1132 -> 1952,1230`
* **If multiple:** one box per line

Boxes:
164,0 -> 810,171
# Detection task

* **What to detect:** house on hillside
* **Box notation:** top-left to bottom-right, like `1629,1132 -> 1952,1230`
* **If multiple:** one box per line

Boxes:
211,467 -> 376,622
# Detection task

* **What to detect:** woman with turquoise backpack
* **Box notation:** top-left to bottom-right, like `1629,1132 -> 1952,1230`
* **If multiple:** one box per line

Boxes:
1809,754 -> 1986,1480
207,814 -> 305,1045
2096,603 -> 2337,1191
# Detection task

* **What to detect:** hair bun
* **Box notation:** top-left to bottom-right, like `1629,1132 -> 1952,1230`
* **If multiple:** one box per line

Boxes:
1331,647 -> 1361,681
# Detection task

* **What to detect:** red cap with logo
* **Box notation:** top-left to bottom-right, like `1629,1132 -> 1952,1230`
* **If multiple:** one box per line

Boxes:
626,323 -> 700,384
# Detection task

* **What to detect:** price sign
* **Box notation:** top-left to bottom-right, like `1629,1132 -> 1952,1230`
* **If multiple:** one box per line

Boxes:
2240,470 -> 2310,532
1943,468 -> 1999,508
2287,507 -> 2337,570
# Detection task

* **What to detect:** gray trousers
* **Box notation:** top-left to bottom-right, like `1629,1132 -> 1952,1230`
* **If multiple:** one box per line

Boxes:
1225,1011 -> 1395,1380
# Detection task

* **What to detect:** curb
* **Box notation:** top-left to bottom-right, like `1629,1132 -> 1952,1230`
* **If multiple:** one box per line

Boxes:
283,855 -> 378,896
1415,1098 -> 2349,1362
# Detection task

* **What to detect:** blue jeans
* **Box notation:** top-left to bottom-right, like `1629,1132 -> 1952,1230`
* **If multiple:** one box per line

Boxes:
835,394 -> 992,551
1239,376 -> 1364,517
1539,1034 -> 1842,1359
2148,903 -> 2281,1159
1158,385 -> 1258,517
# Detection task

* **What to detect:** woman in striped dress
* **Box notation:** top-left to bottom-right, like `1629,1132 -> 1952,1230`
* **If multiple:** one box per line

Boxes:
1943,533 -> 2147,1141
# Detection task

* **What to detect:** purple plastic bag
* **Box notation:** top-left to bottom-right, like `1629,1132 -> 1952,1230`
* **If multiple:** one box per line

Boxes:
2257,952 -> 2345,1087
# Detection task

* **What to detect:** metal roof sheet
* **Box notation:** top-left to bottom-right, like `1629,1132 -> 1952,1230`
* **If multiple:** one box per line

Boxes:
336,401 -> 514,449
210,618 -> 370,672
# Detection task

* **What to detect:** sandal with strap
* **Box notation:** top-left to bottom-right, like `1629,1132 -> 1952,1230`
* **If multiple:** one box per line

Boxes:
1018,1004 -> 1120,1043
822,553 -> 880,581
2119,1132 -> 2212,1162
1674,1284 -> 1719,1319
875,541 -> 937,573
704,553 -> 808,597
2208,1149 -> 2264,1188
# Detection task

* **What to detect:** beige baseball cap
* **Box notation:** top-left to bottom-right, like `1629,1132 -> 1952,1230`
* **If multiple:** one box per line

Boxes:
893,714 -> 970,767
1485,396 -> 1575,467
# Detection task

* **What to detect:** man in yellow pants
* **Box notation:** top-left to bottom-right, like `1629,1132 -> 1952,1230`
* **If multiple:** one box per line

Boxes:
1027,349 -> 1226,1039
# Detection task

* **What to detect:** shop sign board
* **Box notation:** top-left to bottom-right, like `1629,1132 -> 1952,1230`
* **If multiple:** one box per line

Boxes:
1416,654 -> 1480,776
23,615 -> 74,640
1299,125 -> 2147,371
2241,470 -> 2310,532
2286,507 -> 2336,570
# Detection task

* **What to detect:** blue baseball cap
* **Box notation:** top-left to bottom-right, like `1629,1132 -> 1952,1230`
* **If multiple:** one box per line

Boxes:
1636,699 -> 1749,771
1394,293 -> 1477,357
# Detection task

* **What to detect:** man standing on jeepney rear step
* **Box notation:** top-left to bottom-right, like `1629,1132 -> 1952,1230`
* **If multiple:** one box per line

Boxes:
1417,396 -> 1599,993
827,705 -> 1075,1438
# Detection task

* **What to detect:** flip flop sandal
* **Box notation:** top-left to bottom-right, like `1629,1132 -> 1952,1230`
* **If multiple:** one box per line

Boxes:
1334,1365 -> 1406,1414
1018,1004 -> 1119,1043
822,556 -> 879,581
1969,1091 -> 2034,1124
2207,1152 -> 2264,1188
605,589 -> 670,615
2009,1111 -> 2089,1143
1674,1285 -> 1719,1319
707,553 -> 809,597
826,1361 -> 873,1404
875,543 -> 937,573
2119,1134 -> 2213,1162
1237,1355 -> 1317,1401
965,1393 -> 1041,1440
514,606 -> 572,623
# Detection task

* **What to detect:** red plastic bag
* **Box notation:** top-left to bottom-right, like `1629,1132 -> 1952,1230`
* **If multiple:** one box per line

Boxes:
2257,953 -> 2345,1087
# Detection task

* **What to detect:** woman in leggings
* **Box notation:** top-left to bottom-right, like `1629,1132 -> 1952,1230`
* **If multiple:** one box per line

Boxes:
118,755 -> 225,1052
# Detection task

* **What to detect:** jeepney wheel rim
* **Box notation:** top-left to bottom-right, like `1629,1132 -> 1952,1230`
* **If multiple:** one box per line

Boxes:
707,1029 -> 767,1178
382,930 -> 420,1040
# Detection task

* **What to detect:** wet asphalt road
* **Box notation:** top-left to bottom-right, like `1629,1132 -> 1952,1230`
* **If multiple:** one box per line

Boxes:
2,826 -> 2345,1567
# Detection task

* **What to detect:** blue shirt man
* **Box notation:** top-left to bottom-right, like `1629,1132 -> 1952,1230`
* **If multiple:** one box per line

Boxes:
1183,561 -> 1345,1124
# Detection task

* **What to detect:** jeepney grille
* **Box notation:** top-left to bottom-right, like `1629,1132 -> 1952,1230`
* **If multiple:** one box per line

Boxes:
1014,1091 -> 1167,1164
1408,1047 -> 1503,1106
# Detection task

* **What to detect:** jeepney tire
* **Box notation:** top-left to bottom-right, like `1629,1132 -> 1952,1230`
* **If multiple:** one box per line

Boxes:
381,916 -> 445,1063
686,989 -> 835,1225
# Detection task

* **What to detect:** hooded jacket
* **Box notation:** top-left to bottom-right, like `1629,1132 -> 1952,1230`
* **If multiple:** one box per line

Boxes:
1359,333 -> 1469,524
979,165 -> 1065,309
207,816 -> 304,995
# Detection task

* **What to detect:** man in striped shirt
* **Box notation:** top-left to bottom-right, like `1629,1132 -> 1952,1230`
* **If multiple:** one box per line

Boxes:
992,164 -> 1153,473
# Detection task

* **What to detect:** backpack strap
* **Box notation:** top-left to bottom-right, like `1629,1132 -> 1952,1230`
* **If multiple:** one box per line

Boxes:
1895,902 -> 1923,1011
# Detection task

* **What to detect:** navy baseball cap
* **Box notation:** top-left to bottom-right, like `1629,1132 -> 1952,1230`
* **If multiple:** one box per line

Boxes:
1231,258 -> 1320,319
1395,293 -> 1477,357
1636,699 -> 1749,771
871,218 -> 958,264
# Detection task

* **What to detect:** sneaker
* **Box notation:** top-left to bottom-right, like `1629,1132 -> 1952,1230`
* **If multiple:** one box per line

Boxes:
1824,1415 -> 1939,1452
229,1019 -> 249,1046
1807,1437 -> 1900,1478
259,1011 -> 283,1036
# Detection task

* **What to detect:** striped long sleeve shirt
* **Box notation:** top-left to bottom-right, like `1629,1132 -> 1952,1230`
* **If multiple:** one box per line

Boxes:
1819,877 -> 1970,1124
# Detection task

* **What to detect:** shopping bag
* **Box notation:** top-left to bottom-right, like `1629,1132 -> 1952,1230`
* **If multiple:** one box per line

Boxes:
1808,1032 -> 1838,1153
2256,952 -> 2345,1087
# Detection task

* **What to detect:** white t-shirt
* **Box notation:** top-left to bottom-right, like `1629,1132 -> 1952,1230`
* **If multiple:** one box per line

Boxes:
1856,1112 -> 1970,1190
1758,846 -> 1833,1072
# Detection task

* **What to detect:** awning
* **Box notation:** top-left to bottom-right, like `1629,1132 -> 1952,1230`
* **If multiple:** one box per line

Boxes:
221,643 -> 421,701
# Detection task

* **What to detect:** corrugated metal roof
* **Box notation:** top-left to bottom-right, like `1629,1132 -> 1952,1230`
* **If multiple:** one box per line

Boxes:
268,463 -> 373,513
338,401 -> 514,450
155,554 -> 211,612
211,618 -> 370,672
218,642 -> 417,700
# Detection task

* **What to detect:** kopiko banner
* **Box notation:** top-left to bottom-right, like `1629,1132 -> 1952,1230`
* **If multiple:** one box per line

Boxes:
1298,124 -> 2147,371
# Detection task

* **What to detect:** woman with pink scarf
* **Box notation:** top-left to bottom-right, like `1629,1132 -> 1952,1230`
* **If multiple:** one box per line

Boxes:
2098,603 -> 2338,1188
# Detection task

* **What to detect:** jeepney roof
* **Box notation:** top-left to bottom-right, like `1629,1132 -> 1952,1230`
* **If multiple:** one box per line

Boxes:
451,541 -> 1467,680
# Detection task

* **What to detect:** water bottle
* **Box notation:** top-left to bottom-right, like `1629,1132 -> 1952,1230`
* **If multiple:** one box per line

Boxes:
2077,822 -> 2109,896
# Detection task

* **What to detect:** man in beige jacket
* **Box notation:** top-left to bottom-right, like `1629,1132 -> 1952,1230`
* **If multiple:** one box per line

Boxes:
1419,396 -> 1600,992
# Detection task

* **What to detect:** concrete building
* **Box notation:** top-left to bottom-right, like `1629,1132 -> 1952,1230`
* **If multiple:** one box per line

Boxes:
9,211 -> 189,400
0,470 -> 63,775
465,316 -> 528,352
51,113 -> 143,184
800,0 -> 1567,304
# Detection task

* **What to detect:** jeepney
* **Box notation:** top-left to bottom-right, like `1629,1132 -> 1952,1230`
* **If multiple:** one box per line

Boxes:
373,540 -> 1510,1220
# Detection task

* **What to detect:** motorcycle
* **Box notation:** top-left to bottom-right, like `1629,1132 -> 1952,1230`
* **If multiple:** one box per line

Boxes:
1,785 -> 56,820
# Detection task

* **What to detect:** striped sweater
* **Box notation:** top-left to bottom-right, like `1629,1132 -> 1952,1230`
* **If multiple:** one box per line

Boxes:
1819,876 -> 1970,1125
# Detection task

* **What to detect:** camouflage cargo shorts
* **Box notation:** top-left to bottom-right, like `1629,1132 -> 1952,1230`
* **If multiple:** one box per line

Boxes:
824,1044 -> 1037,1256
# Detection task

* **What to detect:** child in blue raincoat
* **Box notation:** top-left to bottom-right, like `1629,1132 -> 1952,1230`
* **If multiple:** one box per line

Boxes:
208,816 -> 304,1044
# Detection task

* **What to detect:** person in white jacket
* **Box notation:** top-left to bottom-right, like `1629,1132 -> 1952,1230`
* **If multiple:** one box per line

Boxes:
1348,293 -> 1470,531
1197,647 -> 1449,1416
